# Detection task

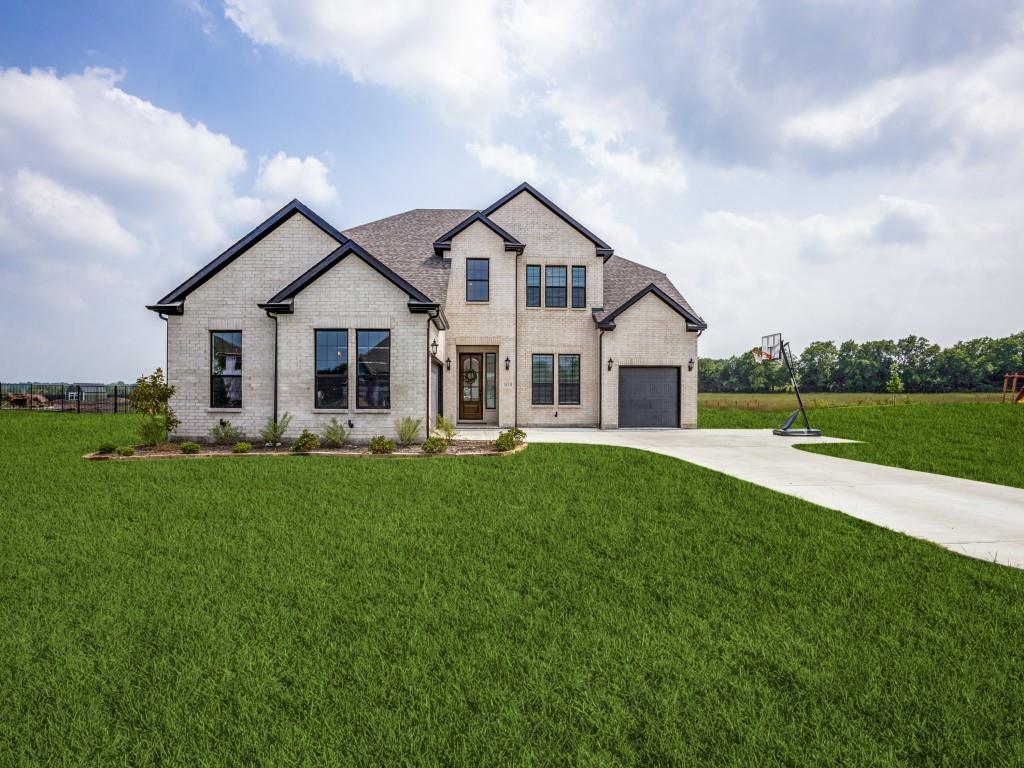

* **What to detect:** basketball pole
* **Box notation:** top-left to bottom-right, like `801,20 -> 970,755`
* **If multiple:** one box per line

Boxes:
780,341 -> 812,433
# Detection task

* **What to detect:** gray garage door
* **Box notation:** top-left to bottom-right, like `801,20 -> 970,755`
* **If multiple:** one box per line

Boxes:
618,367 -> 680,427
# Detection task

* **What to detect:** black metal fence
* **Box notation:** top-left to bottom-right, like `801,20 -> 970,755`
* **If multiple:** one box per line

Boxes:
0,383 -> 137,414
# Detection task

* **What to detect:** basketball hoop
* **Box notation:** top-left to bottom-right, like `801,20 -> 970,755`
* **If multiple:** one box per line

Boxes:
756,332 -> 821,437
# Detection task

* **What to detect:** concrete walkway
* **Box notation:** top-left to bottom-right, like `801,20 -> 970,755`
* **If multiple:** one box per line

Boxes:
460,427 -> 1024,569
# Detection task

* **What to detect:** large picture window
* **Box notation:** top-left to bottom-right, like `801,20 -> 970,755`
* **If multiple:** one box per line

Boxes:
315,329 -> 348,409
532,354 -> 554,405
211,331 -> 242,408
526,264 -> 541,307
572,266 -> 587,308
466,258 -> 490,302
357,329 -> 391,409
558,354 -> 581,405
545,266 -> 566,307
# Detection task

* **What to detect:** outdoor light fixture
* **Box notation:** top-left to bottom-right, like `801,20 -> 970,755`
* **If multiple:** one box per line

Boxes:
504,356 -> 511,370
430,338 -> 439,357
607,357 -> 614,371
688,358 -> 695,371
445,357 -> 451,371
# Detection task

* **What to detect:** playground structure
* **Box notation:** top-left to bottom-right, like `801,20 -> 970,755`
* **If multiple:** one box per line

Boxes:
753,333 -> 822,436
1004,372 -> 1024,404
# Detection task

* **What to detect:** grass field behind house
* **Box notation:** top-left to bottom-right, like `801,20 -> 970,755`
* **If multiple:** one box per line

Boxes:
699,390 -> 1005,410
699,402 -> 1024,490
2,412 -> 1024,766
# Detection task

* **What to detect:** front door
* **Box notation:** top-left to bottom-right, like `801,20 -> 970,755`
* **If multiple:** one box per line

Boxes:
459,353 -> 483,420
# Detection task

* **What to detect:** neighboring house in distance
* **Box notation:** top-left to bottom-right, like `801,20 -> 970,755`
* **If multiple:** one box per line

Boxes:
147,183 -> 707,441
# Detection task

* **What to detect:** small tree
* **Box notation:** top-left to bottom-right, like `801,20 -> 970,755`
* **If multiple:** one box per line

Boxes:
886,362 -> 904,405
129,368 -> 178,443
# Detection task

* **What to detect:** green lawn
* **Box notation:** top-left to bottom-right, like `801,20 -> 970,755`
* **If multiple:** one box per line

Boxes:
2,413 -> 1023,766
699,402 -> 1024,489
699,391 -> 1005,410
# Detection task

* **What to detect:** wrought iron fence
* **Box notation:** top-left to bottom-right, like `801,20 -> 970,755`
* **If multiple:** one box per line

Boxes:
0,383 -> 137,414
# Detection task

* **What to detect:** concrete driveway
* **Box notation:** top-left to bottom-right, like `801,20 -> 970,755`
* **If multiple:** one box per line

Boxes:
465,428 -> 1024,569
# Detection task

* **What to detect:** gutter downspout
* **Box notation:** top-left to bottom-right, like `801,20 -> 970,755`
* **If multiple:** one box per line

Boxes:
426,310 -> 438,430
514,247 -> 519,428
598,328 -> 604,430
264,309 -> 279,424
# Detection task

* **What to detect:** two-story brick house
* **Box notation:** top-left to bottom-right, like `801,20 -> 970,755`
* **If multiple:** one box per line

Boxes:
147,183 -> 707,441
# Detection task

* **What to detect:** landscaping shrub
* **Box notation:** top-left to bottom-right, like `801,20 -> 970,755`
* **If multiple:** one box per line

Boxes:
291,429 -> 320,453
129,368 -> 179,444
116,446 -> 135,457
369,435 -> 396,454
494,427 -> 526,452
96,443 -> 116,455
321,418 -> 349,448
435,416 -> 457,442
138,414 -> 169,446
421,435 -> 448,454
180,441 -> 201,455
394,416 -> 422,445
260,412 -> 292,446
232,442 -> 252,454
210,420 -> 242,445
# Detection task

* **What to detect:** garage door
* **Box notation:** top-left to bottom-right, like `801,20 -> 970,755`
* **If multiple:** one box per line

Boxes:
618,367 -> 680,427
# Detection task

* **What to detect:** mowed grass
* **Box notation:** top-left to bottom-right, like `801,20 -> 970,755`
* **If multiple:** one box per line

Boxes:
2,413 -> 1023,766
700,402 -> 1024,489
699,391 -> 1004,411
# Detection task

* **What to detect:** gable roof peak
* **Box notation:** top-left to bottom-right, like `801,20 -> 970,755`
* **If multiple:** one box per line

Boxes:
432,211 -> 524,255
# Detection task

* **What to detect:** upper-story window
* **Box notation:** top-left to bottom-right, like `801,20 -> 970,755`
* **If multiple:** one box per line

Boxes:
466,258 -> 489,302
357,329 -> 391,409
315,329 -> 348,409
545,266 -> 567,308
572,266 -> 586,308
211,331 -> 242,408
526,265 -> 541,307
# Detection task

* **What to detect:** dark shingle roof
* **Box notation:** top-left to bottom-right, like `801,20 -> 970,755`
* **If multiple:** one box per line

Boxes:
342,209 -> 473,304
597,255 -> 704,325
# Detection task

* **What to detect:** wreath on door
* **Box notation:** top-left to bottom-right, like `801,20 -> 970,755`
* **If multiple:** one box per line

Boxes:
463,369 -> 478,384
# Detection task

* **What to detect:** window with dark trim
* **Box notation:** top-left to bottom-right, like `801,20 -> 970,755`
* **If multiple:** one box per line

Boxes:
466,258 -> 489,302
485,352 -> 497,409
558,354 -> 581,405
314,329 -> 348,409
545,265 -> 566,307
357,329 -> 391,409
210,331 -> 242,408
526,264 -> 541,307
532,354 -> 554,405
572,266 -> 586,308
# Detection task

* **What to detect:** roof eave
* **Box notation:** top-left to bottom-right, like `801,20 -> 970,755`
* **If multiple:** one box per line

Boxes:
146,302 -> 184,315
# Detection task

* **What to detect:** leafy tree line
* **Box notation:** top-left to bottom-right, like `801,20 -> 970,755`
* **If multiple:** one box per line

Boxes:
699,332 -> 1024,393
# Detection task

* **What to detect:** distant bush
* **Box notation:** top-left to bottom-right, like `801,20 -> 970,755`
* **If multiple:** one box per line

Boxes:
435,416 -> 457,442
96,443 -> 116,455
232,442 -> 252,454
180,441 -> 201,454
321,417 -> 349,448
291,429 -> 320,453
260,412 -> 292,446
394,416 -> 422,445
421,435 -> 448,454
494,428 -> 526,452
369,435 -> 396,454
210,420 -> 242,445
116,446 -> 135,457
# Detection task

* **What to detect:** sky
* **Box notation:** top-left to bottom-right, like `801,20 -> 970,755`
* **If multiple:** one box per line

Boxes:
1,0 -> 1022,381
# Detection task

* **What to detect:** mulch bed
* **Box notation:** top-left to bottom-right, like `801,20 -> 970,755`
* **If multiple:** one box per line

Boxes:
83,440 -> 526,461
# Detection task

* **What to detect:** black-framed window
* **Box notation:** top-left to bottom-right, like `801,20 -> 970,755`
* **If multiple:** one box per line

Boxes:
572,266 -> 586,308
315,329 -> 348,409
485,352 -> 497,409
357,329 -> 390,409
466,258 -> 489,302
558,354 -> 581,405
545,265 -> 566,307
526,264 -> 541,307
532,354 -> 554,405
211,331 -> 242,408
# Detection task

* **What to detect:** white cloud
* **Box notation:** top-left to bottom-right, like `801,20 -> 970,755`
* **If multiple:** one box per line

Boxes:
465,142 -> 542,183
255,152 -> 338,207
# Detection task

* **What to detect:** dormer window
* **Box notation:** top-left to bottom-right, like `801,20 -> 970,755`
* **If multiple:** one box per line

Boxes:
466,258 -> 489,302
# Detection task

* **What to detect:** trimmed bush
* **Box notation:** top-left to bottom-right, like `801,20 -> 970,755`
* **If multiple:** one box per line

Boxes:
260,412 -> 292,446
180,441 -> 201,455
210,420 -> 242,446
321,418 -> 349,448
232,442 -> 252,454
291,429 -> 320,453
494,427 -> 526,453
435,416 -> 457,442
96,443 -> 116,455
116,446 -> 135,457
369,435 -> 396,455
394,416 -> 422,445
421,435 -> 448,454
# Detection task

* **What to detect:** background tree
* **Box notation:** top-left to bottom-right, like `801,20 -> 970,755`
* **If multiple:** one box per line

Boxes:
886,362 -> 904,404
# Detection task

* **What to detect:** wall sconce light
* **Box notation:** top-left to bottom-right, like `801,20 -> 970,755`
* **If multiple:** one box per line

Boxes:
504,356 -> 511,370
607,357 -> 614,371
430,338 -> 439,357
347,420 -> 354,429
688,358 -> 695,371
445,357 -> 451,371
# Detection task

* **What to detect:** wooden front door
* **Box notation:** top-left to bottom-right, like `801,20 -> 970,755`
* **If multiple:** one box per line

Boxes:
459,353 -> 483,420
